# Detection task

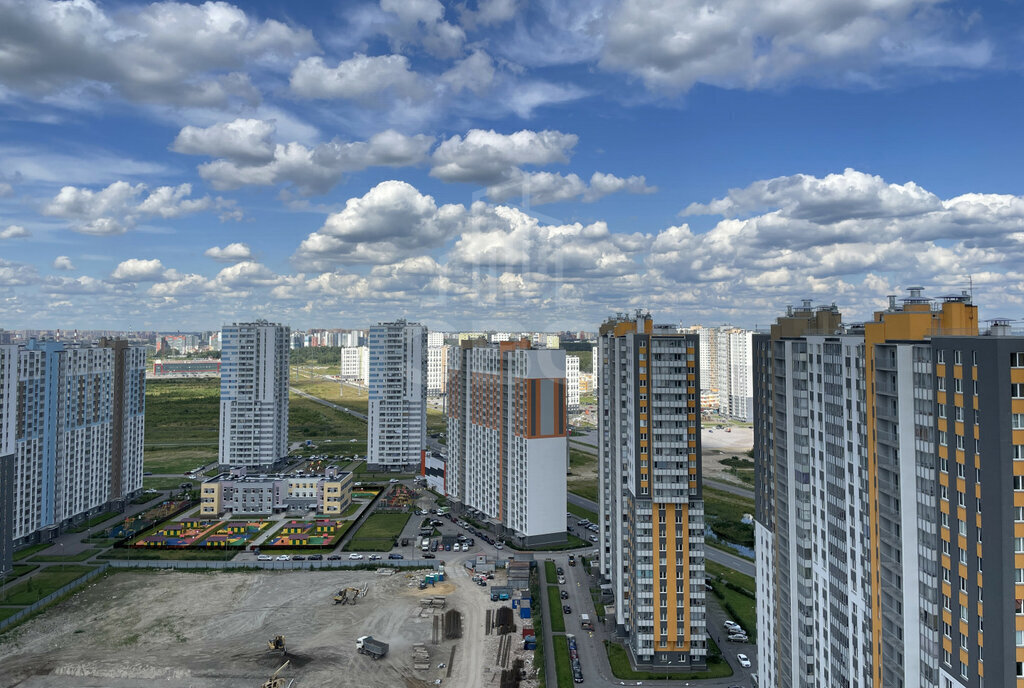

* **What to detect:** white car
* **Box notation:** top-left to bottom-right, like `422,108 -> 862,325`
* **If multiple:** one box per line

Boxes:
724,620 -> 741,631
348,553 -> 364,560
257,554 -> 272,561
369,554 -> 382,560
275,555 -> 290,561
737,653 -> 751,668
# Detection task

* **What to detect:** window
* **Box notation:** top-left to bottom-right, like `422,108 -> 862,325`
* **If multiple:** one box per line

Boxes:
955,406 -> 964,422
959,521 -> 967,537
958,491 -> 966,507
1016,446 -> 1024,460
939,377 -> 947,392
1016,506 -> 1024,522
1015,537 -> 1024,553
955,378 -> 963,394
956,435 -> 965,451
1015,476 -> 1024,491
1011,352 -> 1024,368
955,350 -> 962,365
1014,383 -> 1024,399
957,462 -> 965,478
1014,414 -> 1024,430
939,430 -> 948,446
938,405 -> 947,419
938,351 -> 946,364
942,512 -> 949,527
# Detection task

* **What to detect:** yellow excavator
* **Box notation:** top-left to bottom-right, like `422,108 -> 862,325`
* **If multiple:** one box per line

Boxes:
333,587 -> 361,605
261,660 -> 290,688
267,635 -> 286,654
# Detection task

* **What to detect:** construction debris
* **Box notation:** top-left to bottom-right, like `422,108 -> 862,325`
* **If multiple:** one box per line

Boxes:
411,642 -> 431,671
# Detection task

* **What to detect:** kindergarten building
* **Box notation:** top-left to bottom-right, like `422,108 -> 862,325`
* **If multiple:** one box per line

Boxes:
200,467 -> 353,517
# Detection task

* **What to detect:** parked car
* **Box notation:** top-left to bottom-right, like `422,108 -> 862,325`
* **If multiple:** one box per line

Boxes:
275,555 -> 290,561
388,553 -> 404,559
327,554 -> 342,561
423,553 -> 436,559
724,620 -> 741,631
368,554 -> 382,560
728,633 -> 748,642
561,590 -> 569,600
557,576 -> 565,584
556,566 -> 564,575
562,605 -> 572,614
292,555 -> 306,561
257,554 -> 272,561
308,554 -> 323,561
737,653 -> 751,668
348,553 -> 364,560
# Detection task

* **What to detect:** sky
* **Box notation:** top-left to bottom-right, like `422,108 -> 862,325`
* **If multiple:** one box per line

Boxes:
1,0 -> 1023,334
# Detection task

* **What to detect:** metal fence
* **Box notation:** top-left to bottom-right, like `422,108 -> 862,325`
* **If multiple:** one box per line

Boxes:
106,559 -> 442,571
0,563 -> 110,632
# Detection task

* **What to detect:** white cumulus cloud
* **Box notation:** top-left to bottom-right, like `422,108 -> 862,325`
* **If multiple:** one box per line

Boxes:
52,256 -> 75,271
205,242 -> 253,262
0,224 -> 29,239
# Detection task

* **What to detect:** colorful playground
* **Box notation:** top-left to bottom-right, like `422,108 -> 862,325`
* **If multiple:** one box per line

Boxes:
263,519 -> 350,547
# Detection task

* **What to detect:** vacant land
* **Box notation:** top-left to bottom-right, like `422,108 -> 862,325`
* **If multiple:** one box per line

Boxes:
289,392 -> 367,449
144,378 -> 220,472
2,565 -> 96,605
567,447 -> 598,503
290,373 -> 369,415
704,487 -> 755,548
1,567 -> 540,688
345,512 -> 412,551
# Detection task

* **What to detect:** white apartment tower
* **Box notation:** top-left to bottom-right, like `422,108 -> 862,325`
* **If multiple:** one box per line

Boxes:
427,344 -> 449,396
566,354 -> 580,411
367,320 -> 427,471
598,313 -> 707,669
446,339 -> 567,546
219,321 -> 290,467
340,345 -> 369,384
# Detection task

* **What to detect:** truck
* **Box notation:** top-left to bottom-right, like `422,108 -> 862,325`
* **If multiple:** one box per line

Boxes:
356,635 -> 389,660
580,614 -> 593,630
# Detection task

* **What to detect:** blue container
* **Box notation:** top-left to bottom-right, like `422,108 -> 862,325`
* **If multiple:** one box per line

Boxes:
437,573 -> 444,582
520,607 -> 532,619
512,599 -> 518,608
524,640 -> 537,650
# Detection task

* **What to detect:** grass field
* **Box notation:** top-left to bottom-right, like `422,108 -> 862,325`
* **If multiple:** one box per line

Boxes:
143,476 -> 195,491
288,393 -> 368,451
567,447 -> 598,503
344,512 -> 411,551
13,543 -> 51,561
553,635 -> 572,688
604,638 -> 733,680
4,564 -> 39,583
706,560 -> 756,594
547,585 -> 565,632
290,373 -> 369,416
1,565 -> 96,605
544,560 -> 557,581
567,481 -> 598,503
30,548 -> 102,562
566,502 -> 598,524
715,585 -> 756,641
144,379 -> 220,473
704,487 -> 755,548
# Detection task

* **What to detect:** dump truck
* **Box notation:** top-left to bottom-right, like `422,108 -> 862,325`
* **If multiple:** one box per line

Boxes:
356,635 -> 389,660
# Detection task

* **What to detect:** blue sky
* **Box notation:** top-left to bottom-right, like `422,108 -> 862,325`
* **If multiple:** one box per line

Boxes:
1,0 -> 1023,333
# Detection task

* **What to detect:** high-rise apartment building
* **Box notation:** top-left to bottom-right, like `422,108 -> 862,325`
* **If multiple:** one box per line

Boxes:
340,345 -> 369,384
566,354 -> 580,411
6,339 -> 145,550
683,325 -> 754,420
598,312 -> 707,669
218,321 -> 290,467
446,339 -> 567,546
0,344 -> 15,574
367,320 -> 427,471
427,344 -> 449,396
754,291 -> 1024,688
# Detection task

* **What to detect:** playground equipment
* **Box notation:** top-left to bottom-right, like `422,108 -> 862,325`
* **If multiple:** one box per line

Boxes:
261,660 -> 290,688
267,635 -> 286,654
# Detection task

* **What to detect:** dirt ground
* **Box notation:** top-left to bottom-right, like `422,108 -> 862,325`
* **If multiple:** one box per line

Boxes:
701,427 -> 754,485
2,564 -> 541,688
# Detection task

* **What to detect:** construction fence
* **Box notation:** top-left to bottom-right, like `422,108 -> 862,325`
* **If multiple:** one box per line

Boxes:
0,563 -> 110,633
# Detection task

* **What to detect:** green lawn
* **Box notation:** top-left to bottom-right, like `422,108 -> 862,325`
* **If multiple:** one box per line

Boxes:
567,502 -> 598,524
0,607 -> 23,621
1,566 -> 96,605
4,564 -> 39,583
547,585 -> 565,632
290,374 -> 369,416
553,635 -> 573,688
704,487 -> 755,548
544,560 -> 557,581
569,448 -> 596,469
13,543 -> 51,561
706,560 -> 756,594
66,510 -> 122,533
567,482 -> 598,503
344,512 -> 411,551
143,476 -> 195,491
604,638 -> 733,680
98,548 -> 239,561
145,378 -> 219,444
341,502 -> 362,518
144,449 -> 215,476
30,548 -> 102,562
426,409 -> 447,436
714,585 -> 757,641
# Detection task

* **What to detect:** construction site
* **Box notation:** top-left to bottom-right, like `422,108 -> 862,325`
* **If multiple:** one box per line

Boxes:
1,564 -> 542,688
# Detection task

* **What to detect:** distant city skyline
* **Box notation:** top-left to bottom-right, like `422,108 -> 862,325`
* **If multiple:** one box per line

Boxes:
1,2 -> 1022,331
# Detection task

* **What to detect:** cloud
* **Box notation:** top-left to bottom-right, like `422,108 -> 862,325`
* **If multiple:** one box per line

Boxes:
111,258 -> 176,282
205,242 -> 253,262
52,255 -> 75,271
430,129 -> 578,185
379,0 -> 466,59
600,0 -> 992,92
290,54 -> 425,101
171,118 -> 276,164
440,50 -> 496,94
0,259 -> 39,286
0,182 -> 13,197
43,180 -> 237,235
295,180 -> 466,266
190,129 -> 434,194
0,0 -> 316,107
485,170 -> 655,204
0,224 -> 29,239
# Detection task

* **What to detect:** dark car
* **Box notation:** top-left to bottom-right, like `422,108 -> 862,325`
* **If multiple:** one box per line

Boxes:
307,554 -> 323,561
562,605 -> 571,614
388,553 -> 404,559
292,555 -> 306,561
556,566 -> 564,575
445,544 -> 451,551
423,553 -> 436,558
327,554 -> 342,561
560,590 -> 569,599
